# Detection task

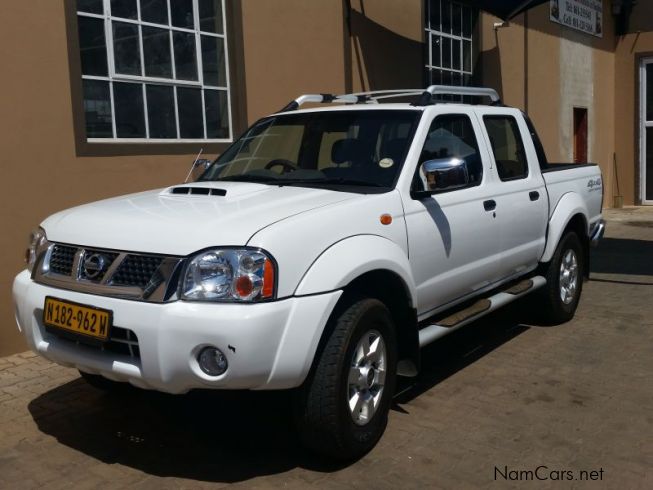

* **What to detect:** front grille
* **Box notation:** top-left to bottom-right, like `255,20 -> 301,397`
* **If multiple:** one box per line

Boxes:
37,242 -> 182,303
47,325 -> 141,360
111,255 -> 164,288
49,245 -> 76,276
106,326 -> 141,359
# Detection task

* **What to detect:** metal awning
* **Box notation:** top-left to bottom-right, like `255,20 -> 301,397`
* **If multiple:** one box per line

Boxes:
469,0 -> 549,20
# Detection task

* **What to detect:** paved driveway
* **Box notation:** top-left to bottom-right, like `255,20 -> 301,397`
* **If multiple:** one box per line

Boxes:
1,208 -> 652,489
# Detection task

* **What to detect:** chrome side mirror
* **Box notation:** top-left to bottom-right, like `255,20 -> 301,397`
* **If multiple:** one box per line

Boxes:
413,157 -> 470,198
186,158 -> 213,182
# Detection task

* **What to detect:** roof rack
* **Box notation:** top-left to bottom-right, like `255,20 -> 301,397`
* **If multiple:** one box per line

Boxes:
417,85 -> 501,105
277,85 -> 501,112
278,93 -> 369,112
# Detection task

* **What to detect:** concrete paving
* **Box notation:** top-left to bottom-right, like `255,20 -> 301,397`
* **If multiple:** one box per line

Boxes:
1,207 -> 652,489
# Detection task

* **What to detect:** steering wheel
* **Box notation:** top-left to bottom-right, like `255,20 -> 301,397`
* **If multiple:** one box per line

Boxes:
264,159 -> 298,174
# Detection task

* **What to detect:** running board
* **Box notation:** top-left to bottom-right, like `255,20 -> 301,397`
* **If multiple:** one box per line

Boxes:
418,275 -> 546,348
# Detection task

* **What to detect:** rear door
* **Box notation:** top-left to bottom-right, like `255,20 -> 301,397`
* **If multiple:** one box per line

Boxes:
402,109 -> 503,317
476,109 -> 548,278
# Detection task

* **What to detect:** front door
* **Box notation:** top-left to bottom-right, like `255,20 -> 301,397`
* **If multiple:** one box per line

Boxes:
403,111 -> 503,318
640,58 -> 653,205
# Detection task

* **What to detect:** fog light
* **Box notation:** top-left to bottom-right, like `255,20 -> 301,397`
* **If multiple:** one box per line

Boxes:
197,347 -> 228,376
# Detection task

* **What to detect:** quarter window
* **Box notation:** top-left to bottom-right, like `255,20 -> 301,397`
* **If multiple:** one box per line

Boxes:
77,0 -> 231,142
483,116 -> 529,181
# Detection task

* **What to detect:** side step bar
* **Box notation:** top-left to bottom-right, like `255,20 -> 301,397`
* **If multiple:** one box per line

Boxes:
418,276 -> 546,348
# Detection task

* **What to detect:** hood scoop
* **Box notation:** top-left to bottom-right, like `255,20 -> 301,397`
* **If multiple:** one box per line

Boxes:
169,186 -> 227,196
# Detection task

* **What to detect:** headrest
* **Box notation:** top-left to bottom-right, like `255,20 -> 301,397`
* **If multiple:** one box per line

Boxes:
331,139 -> 365,164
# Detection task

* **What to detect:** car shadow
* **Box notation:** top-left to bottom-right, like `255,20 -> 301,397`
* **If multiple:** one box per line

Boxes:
27,299 -> 542,482
28,380 -> 353,481
394,300 -> 533,404
590,237 -> 653,277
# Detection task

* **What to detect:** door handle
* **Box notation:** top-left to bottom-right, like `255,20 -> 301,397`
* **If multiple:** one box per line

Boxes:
529,191 -> 540,201
483,199 -> 496,211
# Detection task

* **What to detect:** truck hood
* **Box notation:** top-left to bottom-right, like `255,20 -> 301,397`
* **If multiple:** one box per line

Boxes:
41,182 -> 358,255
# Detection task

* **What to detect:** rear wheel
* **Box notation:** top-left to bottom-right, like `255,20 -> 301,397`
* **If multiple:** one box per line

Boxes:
538,231 -> 584,323
294,298 -> 397,461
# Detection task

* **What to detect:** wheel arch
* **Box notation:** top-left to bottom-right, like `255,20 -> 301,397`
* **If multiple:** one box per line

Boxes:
295,235 -> 420,377
339,270 -> 419,375
541,192 -> 590,268
541,208 -> 590,278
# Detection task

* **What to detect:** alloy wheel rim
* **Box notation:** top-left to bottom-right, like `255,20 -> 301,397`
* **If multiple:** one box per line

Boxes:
348,329 -> 387,426
559,249 -> 579,305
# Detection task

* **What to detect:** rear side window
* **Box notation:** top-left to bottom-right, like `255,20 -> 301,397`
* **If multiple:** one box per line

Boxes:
483,116 -> 528,181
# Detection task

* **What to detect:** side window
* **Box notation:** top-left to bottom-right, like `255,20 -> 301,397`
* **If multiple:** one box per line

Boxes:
414,114 -> 483,191
483,116 -> 529,180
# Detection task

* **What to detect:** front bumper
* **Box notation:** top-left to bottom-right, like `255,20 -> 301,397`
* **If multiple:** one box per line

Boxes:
12,270 -> 341,393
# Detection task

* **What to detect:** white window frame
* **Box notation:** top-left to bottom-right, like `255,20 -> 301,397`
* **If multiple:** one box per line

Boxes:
425,0 -> 474,86
78,0 -> 233,143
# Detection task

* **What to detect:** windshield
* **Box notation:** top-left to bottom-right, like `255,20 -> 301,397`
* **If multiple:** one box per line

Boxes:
200,110 -> 421,191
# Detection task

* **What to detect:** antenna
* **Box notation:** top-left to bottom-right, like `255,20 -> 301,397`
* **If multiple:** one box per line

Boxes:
184,148 -> 204,183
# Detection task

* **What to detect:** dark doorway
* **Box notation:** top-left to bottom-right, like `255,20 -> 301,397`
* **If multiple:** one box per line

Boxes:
573,107 -> 588,163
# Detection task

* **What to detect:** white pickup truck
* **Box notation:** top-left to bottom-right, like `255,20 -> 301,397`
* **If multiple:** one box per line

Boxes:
13,86 -> 604,460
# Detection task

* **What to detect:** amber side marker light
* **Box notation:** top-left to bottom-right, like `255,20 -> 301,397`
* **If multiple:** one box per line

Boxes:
262,260 -> 275,298
380,214 -> 393,225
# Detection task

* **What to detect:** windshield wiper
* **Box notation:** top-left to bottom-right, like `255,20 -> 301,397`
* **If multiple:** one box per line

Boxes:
273,178 -> 386,188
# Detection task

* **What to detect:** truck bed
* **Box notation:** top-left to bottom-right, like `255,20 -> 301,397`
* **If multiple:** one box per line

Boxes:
542,162 -> 603,228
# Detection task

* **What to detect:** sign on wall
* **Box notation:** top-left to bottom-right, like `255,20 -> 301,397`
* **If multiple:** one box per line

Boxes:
550,0 -> 603,38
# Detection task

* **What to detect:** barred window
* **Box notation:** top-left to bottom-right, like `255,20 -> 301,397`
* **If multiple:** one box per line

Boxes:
77,0 -> 231,142
425,0 -> 476,91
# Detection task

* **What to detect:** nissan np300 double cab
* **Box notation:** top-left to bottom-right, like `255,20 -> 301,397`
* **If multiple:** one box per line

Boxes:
14,85 -> 605,460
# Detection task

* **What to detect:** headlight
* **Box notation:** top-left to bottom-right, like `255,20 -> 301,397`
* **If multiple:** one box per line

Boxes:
25,228 -> 47,273
181,248 -> 276,302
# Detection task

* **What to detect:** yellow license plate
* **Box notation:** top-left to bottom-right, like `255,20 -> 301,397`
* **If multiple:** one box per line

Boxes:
43,297 -> 112,341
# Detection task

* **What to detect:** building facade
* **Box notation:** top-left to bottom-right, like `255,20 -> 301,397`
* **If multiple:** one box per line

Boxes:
0,0 -> 650,355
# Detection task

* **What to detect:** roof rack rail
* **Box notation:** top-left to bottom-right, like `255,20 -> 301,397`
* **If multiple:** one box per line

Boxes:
350,89 -> 424,100
277,85 -> 501,112
278,93 -> 369,112
415,85 -> 501,105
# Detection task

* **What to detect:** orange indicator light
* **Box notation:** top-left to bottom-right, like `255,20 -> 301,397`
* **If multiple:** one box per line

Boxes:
380,214 -> 392,225
262,260 -> 275,298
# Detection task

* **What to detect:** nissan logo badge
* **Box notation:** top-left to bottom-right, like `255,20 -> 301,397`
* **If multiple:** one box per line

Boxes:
83,253 -> 108,279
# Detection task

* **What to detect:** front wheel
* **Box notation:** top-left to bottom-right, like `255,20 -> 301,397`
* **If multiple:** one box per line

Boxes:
537,231 -> 584,324
294,298 -> 397,461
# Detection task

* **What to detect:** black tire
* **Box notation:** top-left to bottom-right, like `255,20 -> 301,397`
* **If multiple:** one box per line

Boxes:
294,298 -> 397,461
78,370 -> 131,392
537,231 -> 584,324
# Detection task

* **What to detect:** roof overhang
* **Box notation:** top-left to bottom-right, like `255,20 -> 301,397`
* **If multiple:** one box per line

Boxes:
468,0 -> 549,20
